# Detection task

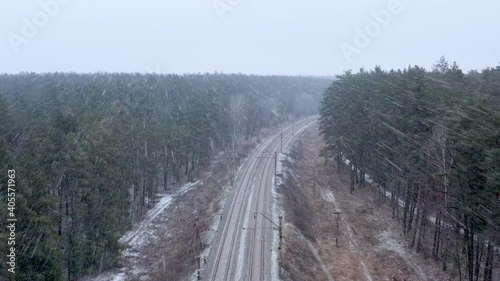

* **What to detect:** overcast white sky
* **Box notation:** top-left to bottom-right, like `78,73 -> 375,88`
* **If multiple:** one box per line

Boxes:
1,0 -> 499,75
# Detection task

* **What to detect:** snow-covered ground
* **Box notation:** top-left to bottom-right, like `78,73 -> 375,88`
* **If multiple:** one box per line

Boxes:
322,190 -> 337,205
85,181 -> 200,281
376,230 -> 427,280
120,181 -> 199,247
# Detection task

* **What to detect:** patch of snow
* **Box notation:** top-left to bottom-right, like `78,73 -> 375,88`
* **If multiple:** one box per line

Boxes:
271,171 -> 282,281
322,190 -> 337,205
376,230 -> 427,280
148,196 -> 174,222
120,181 -> 199,248
110,273 -> 125,281
376,230 -> 406,256
88,181 -> 200,281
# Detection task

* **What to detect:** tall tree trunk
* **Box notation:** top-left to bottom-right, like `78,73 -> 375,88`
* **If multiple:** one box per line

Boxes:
163,145 -> 168,192
465,215 -> 474,281
382,182 -> 387,201
483,241 -> 493,281
408,200 -> 416,233
350,164 -> 355,194
392,182 -> 396,219
403,179 -> 412,235
474,239 -> 484,281
441,225 -> 447,271
396,181 -> 400,220
336,151 -> 341,173
433,211 -> 442,260
417,209 -> 426,253
411,210 -> 420,248
456,239 -> 463,281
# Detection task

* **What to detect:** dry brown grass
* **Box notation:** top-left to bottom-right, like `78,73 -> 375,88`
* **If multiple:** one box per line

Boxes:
279,126 -> 457,281
281,225 -> 325,281
145,142 -> 256,281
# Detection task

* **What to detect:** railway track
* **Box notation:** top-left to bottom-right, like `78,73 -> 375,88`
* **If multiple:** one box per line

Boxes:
206,118 -> 316,281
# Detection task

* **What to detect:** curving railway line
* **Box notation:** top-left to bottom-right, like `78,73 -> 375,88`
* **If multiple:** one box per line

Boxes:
204,118 -> 316,281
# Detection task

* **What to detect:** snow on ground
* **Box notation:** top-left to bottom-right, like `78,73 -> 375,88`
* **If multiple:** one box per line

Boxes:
376,230 -> 406,256
271,169 -> 282,281
271,118 -> 318,281
343,155 -> 495,250
343,155 -> 459,227
120,181 -> 199,247
86,181 -> 200,281
322,190 -> 337,205
376,230 -> 427,280
110,273 -> 125,281
338,156 -> 430,280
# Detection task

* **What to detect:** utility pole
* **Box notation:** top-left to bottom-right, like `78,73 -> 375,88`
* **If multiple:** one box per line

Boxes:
190,215 -> 202,280
275,151 -> 278,176
278,216 -> 283,250
280,128 -> 283,153
196,256 -> 201,280
334,211 -> 342,247
278,216 -> 283,273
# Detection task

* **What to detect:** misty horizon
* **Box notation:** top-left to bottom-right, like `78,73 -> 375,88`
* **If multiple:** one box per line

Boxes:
2,0 -> 499,76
